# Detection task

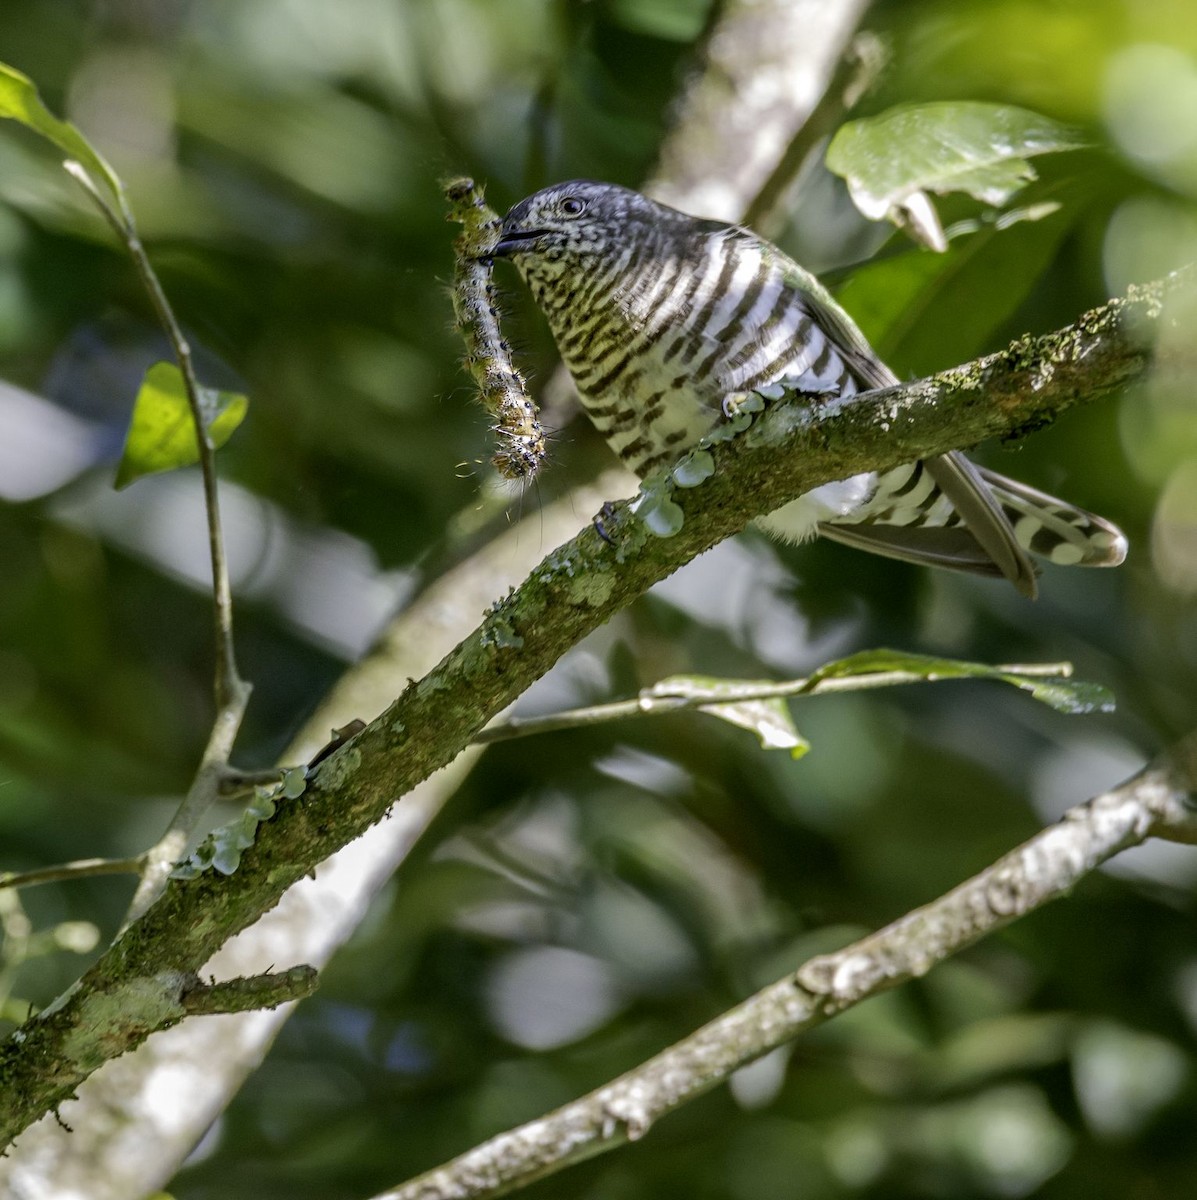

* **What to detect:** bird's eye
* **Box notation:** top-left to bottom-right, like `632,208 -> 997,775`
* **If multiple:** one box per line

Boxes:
560,196 -> 587,217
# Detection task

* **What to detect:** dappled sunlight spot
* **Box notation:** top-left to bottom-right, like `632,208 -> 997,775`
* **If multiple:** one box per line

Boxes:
825,1115 -> 889,1188
510,643 -> 613,720
53,473 -> 416,656
66,47 -> 176,170
1113,265 -> 1197,486
958,1086 -> 1072,1194
649,535 -> 859,672
1031,735 -> 1146,823
436,790 -> 584,883
580,878 -> 699,986
1072,1021 -> 1189,1138
729,1046 -> 790,1111
1151,460 -> 1197,596
594,745 -> 693,797
485,945 -> 624,1051
0,380 -> 103,501
1104,44 -> 1197,193
829,1085 -> 1072,1197
1103,195 -> 1197,296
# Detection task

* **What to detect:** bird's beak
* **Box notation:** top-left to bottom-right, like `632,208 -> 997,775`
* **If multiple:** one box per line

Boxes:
491,226 -> 548,258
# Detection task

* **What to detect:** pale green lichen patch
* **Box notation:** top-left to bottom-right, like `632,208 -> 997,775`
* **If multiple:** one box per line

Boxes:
566,568 -> 616,606
481,591 -> 526,649
613,516 -> 649,563
171,790 -> 280,880
542,545 -> 582,578
416,672 -> 451,698
316,745 -> 361,791
642,496 -> 685,537
671,449 -> 715,488
64,972 -> 189,1069
481,617 -> 524,649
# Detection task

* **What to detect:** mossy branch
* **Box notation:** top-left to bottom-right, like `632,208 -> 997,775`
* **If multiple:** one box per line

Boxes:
0,267 -> 1187,1148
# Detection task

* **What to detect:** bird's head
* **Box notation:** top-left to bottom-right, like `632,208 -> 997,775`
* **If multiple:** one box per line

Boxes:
492,180 -> 656,266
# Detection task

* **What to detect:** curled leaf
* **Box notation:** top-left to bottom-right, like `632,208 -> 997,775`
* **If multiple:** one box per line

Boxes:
649,675 -> 809,756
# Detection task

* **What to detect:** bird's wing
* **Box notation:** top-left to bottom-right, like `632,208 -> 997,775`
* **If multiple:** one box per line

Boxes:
770,256 -> 1039,596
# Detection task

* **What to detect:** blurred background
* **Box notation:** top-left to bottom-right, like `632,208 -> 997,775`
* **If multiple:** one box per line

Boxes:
1,0 -> 1196,1197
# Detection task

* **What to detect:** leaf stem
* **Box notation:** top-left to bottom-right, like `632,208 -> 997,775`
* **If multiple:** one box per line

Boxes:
472,661 -> 1077,744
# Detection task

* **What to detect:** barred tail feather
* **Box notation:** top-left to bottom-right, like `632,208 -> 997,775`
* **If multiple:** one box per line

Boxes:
816,459 -> 1126,596
976,466 -> 1129,569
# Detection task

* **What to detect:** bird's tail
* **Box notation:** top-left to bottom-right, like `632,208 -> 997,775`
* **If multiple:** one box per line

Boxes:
817,459 -> 1127,595
973,465 -> 1128,568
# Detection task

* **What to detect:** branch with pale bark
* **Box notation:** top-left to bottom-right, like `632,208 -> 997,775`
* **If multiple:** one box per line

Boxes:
377,734 -> 1197,1200
0,264 -> 1188,1150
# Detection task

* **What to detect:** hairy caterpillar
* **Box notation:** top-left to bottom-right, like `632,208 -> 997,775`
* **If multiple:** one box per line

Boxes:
443,176 -> 546,482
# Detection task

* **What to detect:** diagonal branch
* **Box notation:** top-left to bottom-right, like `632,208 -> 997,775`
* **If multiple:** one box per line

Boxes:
0,264 -> 1186,1149
376,734 -> 1197,1200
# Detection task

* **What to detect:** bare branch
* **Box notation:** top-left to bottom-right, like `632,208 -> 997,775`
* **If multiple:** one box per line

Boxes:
376,737 -> 1197,1200
0,857 -> 144,892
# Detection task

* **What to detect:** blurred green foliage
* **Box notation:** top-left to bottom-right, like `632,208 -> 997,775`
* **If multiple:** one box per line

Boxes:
0,0 -> 1196,1197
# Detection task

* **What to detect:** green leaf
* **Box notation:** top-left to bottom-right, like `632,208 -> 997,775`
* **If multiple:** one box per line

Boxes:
806,649 -> 1114,715
648,676 -> 810,756
115,362 -> 248,489
0,60 -> 125,207
826,102 -> 1087,230
834,193 -> 1076,376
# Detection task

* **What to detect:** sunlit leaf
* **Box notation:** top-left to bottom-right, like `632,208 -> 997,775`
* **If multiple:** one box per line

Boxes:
806,649 -> 1114,715
827,102 -> 1086,233
648,675 -> 809,756
0,60 -> 125,207
115,361 -> 248,489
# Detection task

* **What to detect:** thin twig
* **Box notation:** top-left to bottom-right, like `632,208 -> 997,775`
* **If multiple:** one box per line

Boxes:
0,857 -> 144,892
64,162 -> 245,713
472,661 -> 1076,744
64,161 -> 252,921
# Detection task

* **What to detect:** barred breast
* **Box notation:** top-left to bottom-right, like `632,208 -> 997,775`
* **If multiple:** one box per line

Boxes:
518,227 -> 859,479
